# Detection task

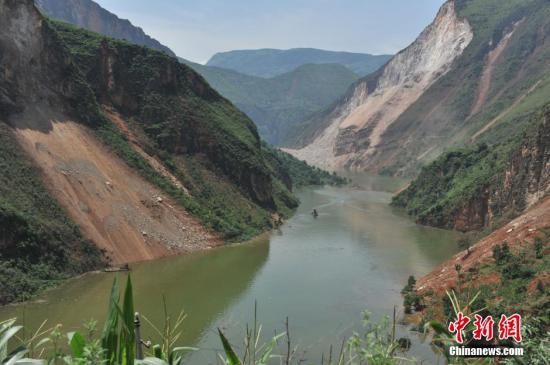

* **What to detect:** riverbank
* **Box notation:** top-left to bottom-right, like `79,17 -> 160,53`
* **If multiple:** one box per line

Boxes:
1,178 -> 462,364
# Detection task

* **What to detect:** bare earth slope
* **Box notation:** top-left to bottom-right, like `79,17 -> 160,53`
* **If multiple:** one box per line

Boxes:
417,196 -> 549,295
286,0 -> 472,170
13,115 -> 218,264
0,0 -> 301,295
287,0 -> 550,177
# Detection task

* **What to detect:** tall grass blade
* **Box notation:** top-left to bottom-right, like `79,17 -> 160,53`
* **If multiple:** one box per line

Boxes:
218,329 -> 241,365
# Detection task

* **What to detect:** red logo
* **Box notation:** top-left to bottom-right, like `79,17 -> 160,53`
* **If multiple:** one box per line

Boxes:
448,313 -> 522,344
498,314 -> 522,343
448,312 -> 470,344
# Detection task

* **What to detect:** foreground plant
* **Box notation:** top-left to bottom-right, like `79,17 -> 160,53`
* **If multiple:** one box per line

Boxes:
0,318 -> 44,364
424,290 -> 493,365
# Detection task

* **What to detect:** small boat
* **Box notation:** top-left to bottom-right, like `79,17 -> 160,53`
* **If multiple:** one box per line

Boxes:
312,209 -> 319,218
103,263 -> 130,272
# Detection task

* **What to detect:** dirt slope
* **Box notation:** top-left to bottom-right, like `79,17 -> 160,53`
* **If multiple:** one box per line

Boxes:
285,0 -> 473,171
13,111 -> 219,265
417,197 -> 550,295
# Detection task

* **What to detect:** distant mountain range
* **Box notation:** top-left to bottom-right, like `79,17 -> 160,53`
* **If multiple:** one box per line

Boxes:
35,0 -> 176,56
182,59 -> 360,144
207,48 -> 392,78
34,0 -> 389,146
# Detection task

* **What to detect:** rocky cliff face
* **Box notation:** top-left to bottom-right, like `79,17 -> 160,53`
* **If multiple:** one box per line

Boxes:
393,105 -> 550,232
286,0 -> 473,170
0,0 -> 301,304
58,31 -> 278,209
35,0 -> 175,56
472,109 -> 549,229
288,0 -> 550,177
452,109 -> 549,231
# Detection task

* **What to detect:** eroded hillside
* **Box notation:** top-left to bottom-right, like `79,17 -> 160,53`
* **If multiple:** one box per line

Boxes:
0,0 -> 312,304
392,105 -> 549,232
287,0 -> 550,177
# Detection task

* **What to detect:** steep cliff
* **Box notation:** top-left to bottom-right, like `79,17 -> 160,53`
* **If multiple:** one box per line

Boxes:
35,0 -> 175,56
286,0 -> 473,170
0,0 -> 303,304
392,104 -> 549,232
287,0 -> 550,176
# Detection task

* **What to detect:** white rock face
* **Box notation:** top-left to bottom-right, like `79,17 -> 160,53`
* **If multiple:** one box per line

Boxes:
286,0 -> 473,170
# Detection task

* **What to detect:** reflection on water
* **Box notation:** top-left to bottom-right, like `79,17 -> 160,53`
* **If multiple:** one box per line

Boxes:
0,174 -> 460,364
2,239 -> 270,346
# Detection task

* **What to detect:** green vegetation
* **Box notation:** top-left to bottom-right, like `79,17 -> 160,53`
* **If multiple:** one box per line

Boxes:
0,123 -> 103,305
391,141 -> 516,228
47,20 -> 312,241
205,48 -> 391,78
36,0 -> 176,56
353,0 -> 550,177
183,60 -> 360,145
392,102 -> 548,230
415,231 -> 549,364
0,11 -> 345,306
401,276 -> 423,315
264,147 -> 348,188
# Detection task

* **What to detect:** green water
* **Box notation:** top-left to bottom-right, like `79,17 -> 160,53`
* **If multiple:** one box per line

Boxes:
0,174 -> 460,363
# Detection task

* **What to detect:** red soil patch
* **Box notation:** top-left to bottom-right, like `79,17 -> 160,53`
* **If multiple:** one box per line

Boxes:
418,197 -> 550,295
13,113 -> 220,265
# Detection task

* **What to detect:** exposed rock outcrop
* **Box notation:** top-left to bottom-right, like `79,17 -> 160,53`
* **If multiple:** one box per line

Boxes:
286,0 -> 473,171
35,0 -> 175,56
0,0 -> 303,304
393,106 -> 550,232
287,0 -> 550,178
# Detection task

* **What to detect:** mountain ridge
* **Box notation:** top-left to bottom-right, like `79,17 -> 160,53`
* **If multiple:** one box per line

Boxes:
0,0 -> 341,304
286,0 -> 550,177
35,0 -> 176,56
206,48 -> 392,78
182,59 -> 360,144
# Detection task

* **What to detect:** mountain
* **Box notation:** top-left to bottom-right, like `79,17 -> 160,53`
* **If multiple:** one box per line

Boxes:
206,48 -> 392,78
402,107 -> 549,365
31,0 -> 364,146
35,0 -> 176,56
182,59 -> 360,145
0,0 -> 343,304
286,0 -> 550,177
393,104 -> 549,232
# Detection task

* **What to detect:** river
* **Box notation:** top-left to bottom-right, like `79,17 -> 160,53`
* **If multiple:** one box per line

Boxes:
0,174 -> 460,364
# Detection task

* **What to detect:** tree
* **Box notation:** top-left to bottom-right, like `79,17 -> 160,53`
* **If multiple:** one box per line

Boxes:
534,236 -> 544,259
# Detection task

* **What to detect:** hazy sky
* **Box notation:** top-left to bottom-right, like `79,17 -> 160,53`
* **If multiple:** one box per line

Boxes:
94,0 -> 446,64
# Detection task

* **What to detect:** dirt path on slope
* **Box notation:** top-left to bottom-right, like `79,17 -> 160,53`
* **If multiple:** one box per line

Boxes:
470,25 -> 519,117
417,197 -> 550,295
471,80 -> 542,141
13,114 -> 219,265
103,107 -> 190,195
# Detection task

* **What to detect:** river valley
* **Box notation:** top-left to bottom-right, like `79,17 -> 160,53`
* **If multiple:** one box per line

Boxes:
0,174 -> 461,364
